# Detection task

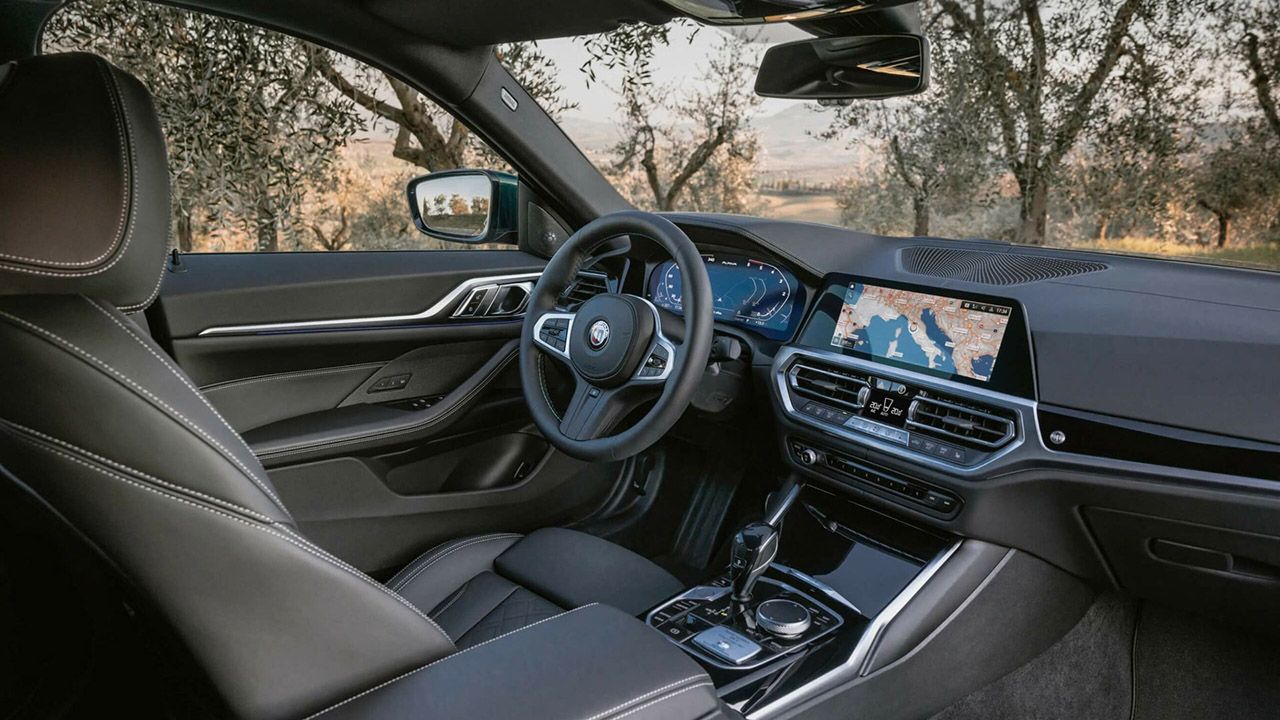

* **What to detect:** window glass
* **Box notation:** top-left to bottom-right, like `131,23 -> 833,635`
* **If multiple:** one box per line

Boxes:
44,0 -> 512,252
535,6 -> 1280,271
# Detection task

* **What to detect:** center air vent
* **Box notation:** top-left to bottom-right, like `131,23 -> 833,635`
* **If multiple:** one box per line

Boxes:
558,271 -> 609,309
902,246 -> 1108,285
788,360 -> 870,412
907,394 -> 1015,449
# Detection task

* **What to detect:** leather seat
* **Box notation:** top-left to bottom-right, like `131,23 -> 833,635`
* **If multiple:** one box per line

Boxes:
0,52 -> 707,720
391,529 -> 682,649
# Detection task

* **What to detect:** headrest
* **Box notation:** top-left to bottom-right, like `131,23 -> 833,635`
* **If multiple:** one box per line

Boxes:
0,53 -> 170,312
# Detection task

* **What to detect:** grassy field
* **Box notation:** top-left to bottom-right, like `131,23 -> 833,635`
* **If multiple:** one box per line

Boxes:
1058,237 -> 1280,272
758,190 -> 843,226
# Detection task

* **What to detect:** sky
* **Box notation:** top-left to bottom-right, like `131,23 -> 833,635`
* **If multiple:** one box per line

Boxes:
534,23 -> 812,124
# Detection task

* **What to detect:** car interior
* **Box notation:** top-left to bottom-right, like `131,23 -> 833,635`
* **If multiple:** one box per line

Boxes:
1,1 -> 1279,719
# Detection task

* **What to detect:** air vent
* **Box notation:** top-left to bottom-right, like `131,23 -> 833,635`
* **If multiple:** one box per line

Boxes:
558,272 -> 609,309
907,394 -> 1015,449
902,246 -> 1108,285
788,360 -> 870,412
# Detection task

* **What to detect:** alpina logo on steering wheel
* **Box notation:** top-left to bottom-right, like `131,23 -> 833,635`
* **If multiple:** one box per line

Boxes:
588,320 -> 610,349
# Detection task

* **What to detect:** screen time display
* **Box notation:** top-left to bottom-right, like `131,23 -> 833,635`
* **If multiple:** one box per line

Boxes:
831,283 -> 1012,382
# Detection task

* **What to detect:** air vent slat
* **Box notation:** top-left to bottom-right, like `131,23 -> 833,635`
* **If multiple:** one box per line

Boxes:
902,246 -> 1107,285
907,395 -> 1015,449
788,360 -> 869,412
558,272 -> 609,309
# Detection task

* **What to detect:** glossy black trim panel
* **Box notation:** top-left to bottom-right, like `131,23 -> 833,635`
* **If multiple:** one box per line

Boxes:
1039,406 -> 1280,482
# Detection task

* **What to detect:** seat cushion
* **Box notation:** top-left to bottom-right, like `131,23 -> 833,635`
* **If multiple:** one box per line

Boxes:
389,528 -> 683,648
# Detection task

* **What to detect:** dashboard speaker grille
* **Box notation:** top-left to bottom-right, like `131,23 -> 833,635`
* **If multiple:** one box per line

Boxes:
902,246 -> 1108,285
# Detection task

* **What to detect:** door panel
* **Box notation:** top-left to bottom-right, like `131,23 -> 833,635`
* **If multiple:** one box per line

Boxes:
148,248 -> 620,573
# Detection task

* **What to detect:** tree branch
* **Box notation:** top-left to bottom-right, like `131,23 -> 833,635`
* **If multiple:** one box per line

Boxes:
1244,31 -> 1280,141
307,44 -> 408,127
1045,0 -> 1143,169
664,125 -> 728,210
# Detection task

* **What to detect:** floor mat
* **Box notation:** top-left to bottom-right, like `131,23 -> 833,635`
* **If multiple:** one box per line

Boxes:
1132,603 -> 1280,720
929,594 -> 1136,720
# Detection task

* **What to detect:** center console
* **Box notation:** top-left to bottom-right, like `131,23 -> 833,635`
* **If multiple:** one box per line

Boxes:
642,482 -> 959,717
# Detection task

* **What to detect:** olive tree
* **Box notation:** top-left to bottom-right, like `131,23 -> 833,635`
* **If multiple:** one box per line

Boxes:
44,0 -> 362,251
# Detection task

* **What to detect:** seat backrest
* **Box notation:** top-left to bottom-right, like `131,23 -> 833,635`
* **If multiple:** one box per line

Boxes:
0,53 -> 452,720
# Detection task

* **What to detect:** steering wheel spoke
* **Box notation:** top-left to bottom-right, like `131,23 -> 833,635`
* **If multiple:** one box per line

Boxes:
559,379 -> 630,441
531,310 -> 576,365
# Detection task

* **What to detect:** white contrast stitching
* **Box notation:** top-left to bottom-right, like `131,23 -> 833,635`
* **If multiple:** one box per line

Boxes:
391,534 -> 522,592
86,297 -> 285,507
200,363 -> 386,393
260,345 -> 517,458
303,604 -> 600,720
272,524 -> 452,642
0,418 -> 272,522
604,683 -> 715,720
0,60 -> 129,270
0,308 -> 288,514
582,676 -> 708,720
5,427 -> 449,638
429,584 -> 470,618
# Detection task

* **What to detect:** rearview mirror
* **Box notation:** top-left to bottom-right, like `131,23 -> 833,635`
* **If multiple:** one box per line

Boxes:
406,169 -> 518,244
755,34 -> 929,101
660,0 -> 914,25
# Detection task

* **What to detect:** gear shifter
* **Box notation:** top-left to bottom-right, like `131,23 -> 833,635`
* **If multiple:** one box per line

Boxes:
728,522 -> 778,613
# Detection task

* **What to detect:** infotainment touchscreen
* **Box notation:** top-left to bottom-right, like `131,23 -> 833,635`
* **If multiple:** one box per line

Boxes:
830,283 -> 1012,382
797,274 -> 1033,398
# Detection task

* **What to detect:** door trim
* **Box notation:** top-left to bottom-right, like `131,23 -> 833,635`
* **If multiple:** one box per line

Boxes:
197,272 -> 542,337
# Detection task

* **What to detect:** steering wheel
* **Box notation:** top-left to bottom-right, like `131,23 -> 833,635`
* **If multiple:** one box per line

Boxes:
520,211 -> 713,462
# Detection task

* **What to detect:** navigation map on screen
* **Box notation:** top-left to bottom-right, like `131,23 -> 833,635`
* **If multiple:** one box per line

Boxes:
831,283 -> 1012,382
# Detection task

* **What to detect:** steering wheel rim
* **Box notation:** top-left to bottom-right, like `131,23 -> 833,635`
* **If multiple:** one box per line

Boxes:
519,210 -> 714,462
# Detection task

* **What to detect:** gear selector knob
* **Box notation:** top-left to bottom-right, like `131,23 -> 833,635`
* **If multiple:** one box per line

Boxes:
729,522 -> 778,607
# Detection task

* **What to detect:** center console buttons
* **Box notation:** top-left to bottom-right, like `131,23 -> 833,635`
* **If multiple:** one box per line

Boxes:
755,598 -> 812,638
691,626 -> 762,666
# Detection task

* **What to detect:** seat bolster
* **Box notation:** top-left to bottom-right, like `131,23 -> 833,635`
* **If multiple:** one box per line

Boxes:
495,528 -> 684,616
390,533 -> 523,617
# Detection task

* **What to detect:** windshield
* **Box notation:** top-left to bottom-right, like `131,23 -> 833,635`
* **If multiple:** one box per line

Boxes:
523,4 -> 1280,271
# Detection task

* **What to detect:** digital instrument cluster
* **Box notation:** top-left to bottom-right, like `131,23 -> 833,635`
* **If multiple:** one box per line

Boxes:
648,253 -> 804,340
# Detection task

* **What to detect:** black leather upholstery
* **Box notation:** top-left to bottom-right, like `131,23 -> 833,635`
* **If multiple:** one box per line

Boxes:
390,529 -> 684,649
0,53 -> 170,312
307,604 -> 724,720
0,53 -> 720,720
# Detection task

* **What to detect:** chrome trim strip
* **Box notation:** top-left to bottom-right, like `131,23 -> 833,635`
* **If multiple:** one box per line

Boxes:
531,311 -> 576,362
747,540 -> 963,719
772,346 -> 1037,476
632,297 -> 676,384
196,272 -> 543,336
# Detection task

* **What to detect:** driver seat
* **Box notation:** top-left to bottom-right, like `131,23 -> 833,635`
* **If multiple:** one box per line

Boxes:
0,53 -> 689,719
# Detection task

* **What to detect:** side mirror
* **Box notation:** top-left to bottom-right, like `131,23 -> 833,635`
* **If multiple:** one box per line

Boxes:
406,169 -> 518,244
755,34 -> 929,101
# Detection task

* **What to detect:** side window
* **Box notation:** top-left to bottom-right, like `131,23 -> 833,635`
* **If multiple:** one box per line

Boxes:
43,0 -> 512,252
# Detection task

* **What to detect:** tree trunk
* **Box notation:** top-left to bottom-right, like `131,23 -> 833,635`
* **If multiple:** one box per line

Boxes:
256,201 -> 278,253
912,195 -> 930,236
1214,210 -> 1230,249
177,211 -> 194,252
1016,176 -> 1049,246
1095,215 -> 1110,243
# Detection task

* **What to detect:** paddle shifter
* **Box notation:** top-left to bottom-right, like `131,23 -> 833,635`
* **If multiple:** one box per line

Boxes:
728,522 -> 779,613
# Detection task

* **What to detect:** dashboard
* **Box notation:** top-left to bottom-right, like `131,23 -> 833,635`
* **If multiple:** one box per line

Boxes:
643,214 -> 1280,649
648,253 -> 804,341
